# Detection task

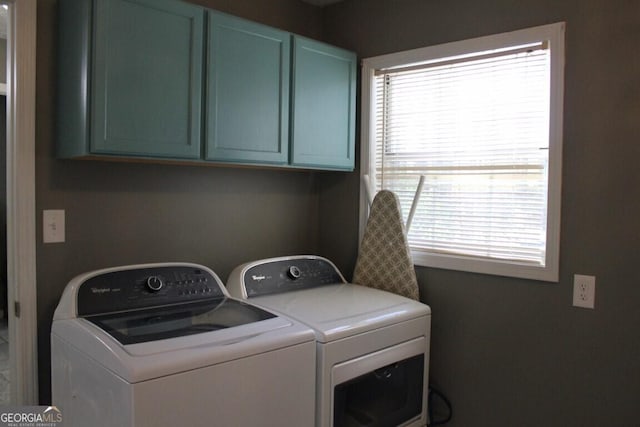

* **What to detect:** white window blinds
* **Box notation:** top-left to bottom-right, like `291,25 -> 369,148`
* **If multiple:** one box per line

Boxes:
373,43 -> 551,266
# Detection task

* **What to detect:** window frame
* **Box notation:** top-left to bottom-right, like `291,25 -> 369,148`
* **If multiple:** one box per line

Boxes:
359,22 -> 565,282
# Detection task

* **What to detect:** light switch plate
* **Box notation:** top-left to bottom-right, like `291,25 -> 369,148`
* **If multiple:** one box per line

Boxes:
43,209 -> 65,243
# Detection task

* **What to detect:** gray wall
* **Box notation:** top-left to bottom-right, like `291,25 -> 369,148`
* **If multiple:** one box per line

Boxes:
36,0 -> 326,403
319,0 -> 640,425
36,0 -> 640,421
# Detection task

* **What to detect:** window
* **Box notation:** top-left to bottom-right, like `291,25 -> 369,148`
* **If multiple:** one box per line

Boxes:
360,23 -> 565,281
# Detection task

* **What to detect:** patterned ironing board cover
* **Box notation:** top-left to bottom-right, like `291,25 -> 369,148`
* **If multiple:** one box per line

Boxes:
352,190 -> 420,300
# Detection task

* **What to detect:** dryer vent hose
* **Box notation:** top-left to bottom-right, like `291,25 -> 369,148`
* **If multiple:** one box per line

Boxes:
428,385 -> 452,426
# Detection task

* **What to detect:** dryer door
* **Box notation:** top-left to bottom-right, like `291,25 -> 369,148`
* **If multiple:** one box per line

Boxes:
332,337 -> 427,427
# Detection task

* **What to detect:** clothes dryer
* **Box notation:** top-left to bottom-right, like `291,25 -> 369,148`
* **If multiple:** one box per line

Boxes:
227,255 -> 431,427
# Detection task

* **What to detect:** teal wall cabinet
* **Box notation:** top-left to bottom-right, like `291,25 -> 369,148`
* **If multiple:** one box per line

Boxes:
58,0 -> 204,159
206,13 -> 290,165
58,1 -> 356,171
291,37 -> 356,171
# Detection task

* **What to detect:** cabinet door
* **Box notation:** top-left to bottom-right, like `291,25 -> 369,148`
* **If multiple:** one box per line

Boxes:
291,37 -> 356,171
206,13 -> 290,164
91,0 -> 204,158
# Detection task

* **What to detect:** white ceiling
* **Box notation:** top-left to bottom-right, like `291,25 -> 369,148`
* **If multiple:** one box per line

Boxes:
301,0 -> 344,6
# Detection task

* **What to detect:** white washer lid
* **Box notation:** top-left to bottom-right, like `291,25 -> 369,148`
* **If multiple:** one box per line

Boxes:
250,283 -> 431,343
52,309 -> 315,383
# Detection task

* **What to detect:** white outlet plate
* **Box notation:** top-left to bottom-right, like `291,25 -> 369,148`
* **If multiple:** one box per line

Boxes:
43,209 -> 65,243
573,274 -> 595,309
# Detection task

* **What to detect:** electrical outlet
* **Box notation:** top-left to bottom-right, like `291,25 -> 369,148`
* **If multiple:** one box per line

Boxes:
573,274 -> 595,309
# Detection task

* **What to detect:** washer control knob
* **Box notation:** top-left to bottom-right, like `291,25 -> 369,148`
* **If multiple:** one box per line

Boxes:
288,266 -> 301,280
146,276 -> 164,292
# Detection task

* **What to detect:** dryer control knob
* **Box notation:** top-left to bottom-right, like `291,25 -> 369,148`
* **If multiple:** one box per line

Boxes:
288,266 -> 301,280
146,276 -> 164,292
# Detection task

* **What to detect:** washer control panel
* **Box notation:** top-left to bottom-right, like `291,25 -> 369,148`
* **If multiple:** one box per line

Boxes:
243,257 -> 344,297
77,266 -> 224,316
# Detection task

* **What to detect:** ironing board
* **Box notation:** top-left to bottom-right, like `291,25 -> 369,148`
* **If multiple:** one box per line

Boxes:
352,190 -> 420,300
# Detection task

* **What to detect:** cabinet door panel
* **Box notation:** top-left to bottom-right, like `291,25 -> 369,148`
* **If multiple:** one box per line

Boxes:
291,37 -> 356,170
207,13 -> 290,164
91,0 -> 203,158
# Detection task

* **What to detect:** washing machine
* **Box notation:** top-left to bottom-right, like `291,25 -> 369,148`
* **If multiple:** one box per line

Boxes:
227,255 -> 431,427
51,262 -> 316,427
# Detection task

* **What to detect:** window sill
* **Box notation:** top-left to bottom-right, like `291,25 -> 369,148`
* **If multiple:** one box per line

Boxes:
411,248 -> 559,282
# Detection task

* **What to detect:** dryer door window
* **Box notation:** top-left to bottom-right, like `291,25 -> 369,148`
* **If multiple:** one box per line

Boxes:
333,354 -> 424,427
